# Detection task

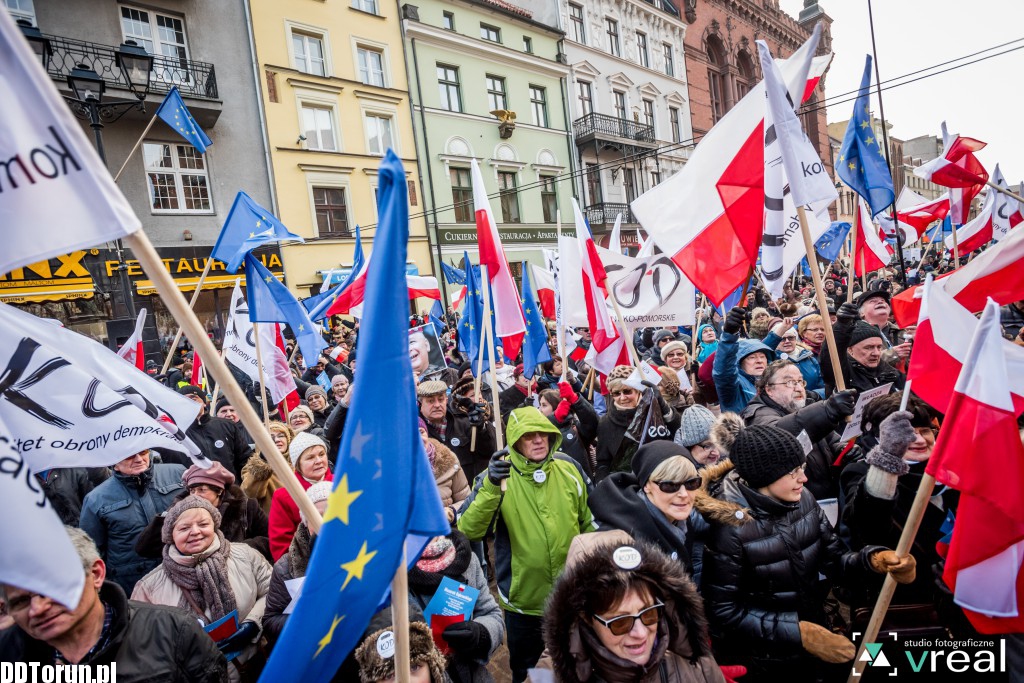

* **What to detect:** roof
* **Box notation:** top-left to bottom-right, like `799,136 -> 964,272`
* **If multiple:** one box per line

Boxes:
478,0 -> 532,19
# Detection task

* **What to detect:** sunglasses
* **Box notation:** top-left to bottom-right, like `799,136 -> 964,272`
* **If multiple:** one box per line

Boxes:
652,478 -> 702,494
609,389 -> 637,398
593,602 -> 664,636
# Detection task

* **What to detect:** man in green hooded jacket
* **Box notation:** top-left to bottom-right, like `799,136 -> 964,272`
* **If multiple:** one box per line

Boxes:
458,406 -> 594,682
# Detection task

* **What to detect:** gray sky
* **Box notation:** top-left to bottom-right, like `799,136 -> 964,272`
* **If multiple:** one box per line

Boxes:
779,0 -> 1024,184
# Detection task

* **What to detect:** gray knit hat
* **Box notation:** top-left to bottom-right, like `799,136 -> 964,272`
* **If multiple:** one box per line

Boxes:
161,496 -> 222,544
675,405 -> 716,447
305,385 -> 328,402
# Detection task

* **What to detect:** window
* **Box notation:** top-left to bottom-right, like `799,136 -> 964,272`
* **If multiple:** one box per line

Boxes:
365,114 -> 394,155
523,36 -> 533,53
301,105 -> 337,151
486,75 -> 507,112
442,11 -> 454,30
669,106 -> 681,142
642,98 -> 655,135
577,80 -> 593,116
613,90 -> 627,120
636,32 -> 649,68
437,64 -> 461,112
541,176 -> 557,223
606,18 -> 620,57
120,6 -> 189,74
736,50 -> 755,99
650,171 -> 661,186
450,168 -> 473,223
5,0 -> 35,23
624,168 -> 636,202
569,3 -> 585,44
707,36 -> 727,123
357,47 -> 385,87
585,163 -> 602,205
480,23 -> 501,43
351,0 -> 378,15
143,142 -> 211,213
529,85 -> 547,127
498,171 -> 520,223
291,31 -> 326,76
313,187 -> 350,237
663,43 -> 675,77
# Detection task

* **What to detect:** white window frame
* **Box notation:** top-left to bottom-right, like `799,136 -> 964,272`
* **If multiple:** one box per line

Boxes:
359,98 -> 401,156
350,37 -> 392,89
356,47 -> 385,87
119,5 -> 190,84
287,22 -> 330,77
351,0 -> 379,15
296,90 -> 342,152
636,31 -> 649,68
142,141 -> 214,215
663,43 -> 675,77
5,0 -> 35,24
364,112 -> 395,156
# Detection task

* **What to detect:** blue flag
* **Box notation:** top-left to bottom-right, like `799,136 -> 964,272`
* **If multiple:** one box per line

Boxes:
521,263 -> 552,378
441,260 -> 466,286
457,253 -> 490,376
155,86 -> 213,153
815,221 -> 853,262
711,276 -> 754,315
303,227 -> 366,322
244,253 -> 325,365
259,150 -> 449,681
836,56 -> 895,217
212,191 -> 304,273
428,299 -> 447,338
925,216 -> 953,243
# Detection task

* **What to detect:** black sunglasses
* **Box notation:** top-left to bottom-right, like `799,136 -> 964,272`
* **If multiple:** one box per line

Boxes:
593,602 -> 664,636
652,478 -> 701,494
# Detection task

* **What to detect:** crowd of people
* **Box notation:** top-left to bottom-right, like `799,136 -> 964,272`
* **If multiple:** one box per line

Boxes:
3,254 -> 1024,683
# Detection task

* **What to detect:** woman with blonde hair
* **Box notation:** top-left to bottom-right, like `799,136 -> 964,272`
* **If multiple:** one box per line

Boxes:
240,421 -> 291,513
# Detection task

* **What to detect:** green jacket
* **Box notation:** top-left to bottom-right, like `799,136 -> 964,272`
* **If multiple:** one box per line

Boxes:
458,407 -> 595,615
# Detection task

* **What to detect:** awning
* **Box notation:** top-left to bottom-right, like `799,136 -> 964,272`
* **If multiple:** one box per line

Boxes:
135,272 -> 284,295
319,262 -> 419,282
0,279 -> 95,304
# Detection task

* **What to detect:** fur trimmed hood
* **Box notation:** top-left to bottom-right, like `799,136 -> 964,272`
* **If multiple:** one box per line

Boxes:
709,412 -> 744,456
543,538 -> 713,683
692,460 -> 755,527
429,439 -> 459,479
355,621 -> 447,683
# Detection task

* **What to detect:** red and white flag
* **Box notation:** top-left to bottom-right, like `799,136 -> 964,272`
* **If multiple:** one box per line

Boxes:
471,159 -> 525,359
909,275 -> 1024,414
895,188 -> 950,240
853,198 -> 893,276
946,164 -> 1023,253
892,224 -> 1024,326
190,350 -> 205,388
631,23 -> 830,307
530,263 -> 556,320
926,300 -> 1024,633
116,308 -> 148,371
272,323 -> 300,415
914,121 -> 989,189
326,260 -> 441,317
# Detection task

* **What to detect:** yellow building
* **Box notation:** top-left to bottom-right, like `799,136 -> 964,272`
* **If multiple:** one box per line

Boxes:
247,0 -> 433,302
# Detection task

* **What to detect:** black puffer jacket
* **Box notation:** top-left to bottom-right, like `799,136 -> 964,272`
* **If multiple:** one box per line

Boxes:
37,466 -> 110,526
548,396 -> 598,477
819,317 -> 906,395
0,581 -> 225,681
422,402 -> 496,483
697,462 -> 883,681
183,413 -> 254,478
263,522 -> 314,647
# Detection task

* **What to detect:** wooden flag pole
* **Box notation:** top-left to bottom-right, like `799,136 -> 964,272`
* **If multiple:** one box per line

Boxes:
986,179 -> 1024,205
556,210 -> 567,382
112,114 -> 158,183
951,219 -> 962,270
252,322 -> 272,430
159,257 -> 216,374
124,231 -> 323,532
391,542 -> 412,683
798,207 -> 847,391
847,228 -> 858,304
478,264 -> 508,493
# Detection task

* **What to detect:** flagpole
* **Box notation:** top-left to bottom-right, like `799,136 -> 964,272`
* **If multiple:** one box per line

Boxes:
556,210 -> 567,382
847,228 -> 857,304
123,230 -> 323,533
478,264 -> 507,493
986,180 -> 1024,205
159,257 -> 216,374
470,266 -> 489,453
797,207 -> 847,391
951,220 -> 962,270
112,114 -> 159,183
252,322 -> 272,429
391,542 -> 412,683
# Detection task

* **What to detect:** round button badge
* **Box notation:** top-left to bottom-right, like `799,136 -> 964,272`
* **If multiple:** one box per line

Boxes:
612,546 -> 642,570
450,437 -> 461,447
533,469 -> 547,484
376,631 -> 395,659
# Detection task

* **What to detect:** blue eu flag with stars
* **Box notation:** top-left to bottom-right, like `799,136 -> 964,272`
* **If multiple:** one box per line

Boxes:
441,260 -> 466,286
212,191 -> 304,273
520,263 -> 551,378
244,252 -> 325,366
258,150 -> 449,681
457,252 -> 491,376
155,86 -> 213,153
815,221 -> 853,262
836,55 -> 895,217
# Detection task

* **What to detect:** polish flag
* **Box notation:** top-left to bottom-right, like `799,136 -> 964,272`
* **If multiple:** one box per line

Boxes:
945,165 -> 1023,253
926,300 -> 1024,633
631,23 -> 830,307
853,198 -> 893,277
471,159 -> 525,359
325,263 -> 441,316
271,323 -> 300,414
895,188 -> 950,240
892,224 -> 1024,326
530,264 -> 556,320
908,276 -> 1024,414
450,285 -> 468,311
190,350 -> 205,389
116,308 -> 148,370
572,199 -> 628,374
914,122 -> 989,189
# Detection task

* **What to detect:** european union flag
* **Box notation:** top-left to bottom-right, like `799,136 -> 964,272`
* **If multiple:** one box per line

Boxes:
428,299 -> 447,338
457,253 -> 491,376
815,221 -> 853,262
155,86 -> 213,153
441,260 -> 466,286
925,216 -> 953,243
212,191 -> 304,273
303,227 -> 366,322
800,256 -> 813,278
837,56 -> 895,217
710,276 -> 754,315
244,252 -> 325,366
521,263 -> 552,378
259,150 -> 449,681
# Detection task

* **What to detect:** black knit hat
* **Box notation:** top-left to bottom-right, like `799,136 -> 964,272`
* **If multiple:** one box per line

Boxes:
729,425 -> 806,488
848,321 -> 885,348
632,440 -> 692,487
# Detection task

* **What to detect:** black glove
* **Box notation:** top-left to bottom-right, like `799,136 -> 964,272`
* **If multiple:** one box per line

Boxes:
865,410 -> 916,475
487,449 -> 511,486
723,306 -> 746,335
467,402 -> 487,426
823,389 -> 858,422
836,302 -> 860,325
453,394 -> 476,412
442,620 -> 492,660
217,620 -> 259,652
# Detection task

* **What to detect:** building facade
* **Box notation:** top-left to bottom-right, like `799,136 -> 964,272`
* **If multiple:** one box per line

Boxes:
402,0 -> 575,287
247,0 -> 433,302
7,0 -> 275,354
559,0 -> 692,250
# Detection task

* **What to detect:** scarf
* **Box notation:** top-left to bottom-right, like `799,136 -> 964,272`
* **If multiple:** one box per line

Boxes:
424,438 -> 437,466
800,338 -> 822,356
408,532 -> 473,596
162,534 -> 237,622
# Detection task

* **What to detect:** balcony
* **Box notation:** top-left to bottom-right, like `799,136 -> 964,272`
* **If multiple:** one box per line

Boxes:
584,202 -> 637,227
573,112 -> 656,148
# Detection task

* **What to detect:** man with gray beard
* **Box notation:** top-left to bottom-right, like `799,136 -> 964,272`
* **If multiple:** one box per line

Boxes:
739,360 -> 858,500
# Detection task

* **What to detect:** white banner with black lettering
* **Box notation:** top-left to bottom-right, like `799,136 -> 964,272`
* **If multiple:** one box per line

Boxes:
223,281 -> 296,404
598,246 -> 696,328
0,303 -> 205,472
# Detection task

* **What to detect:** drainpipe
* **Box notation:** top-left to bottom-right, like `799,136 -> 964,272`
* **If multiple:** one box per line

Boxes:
242,0 -> 279,218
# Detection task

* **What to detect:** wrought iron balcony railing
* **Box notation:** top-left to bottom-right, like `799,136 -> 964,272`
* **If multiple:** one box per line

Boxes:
584,202 -> 636,226
573,113 -> 655,144
45,34 -> 218,100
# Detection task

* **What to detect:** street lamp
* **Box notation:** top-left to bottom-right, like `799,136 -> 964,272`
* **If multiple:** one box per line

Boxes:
115,40 -> 153,100
16,20 -> 51,70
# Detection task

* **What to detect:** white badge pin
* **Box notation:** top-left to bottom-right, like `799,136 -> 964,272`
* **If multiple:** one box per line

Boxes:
613,546 -> 642,570
450,437 -> 461,447
376,631 -> 395,659
565,432 -> 574,440
533,469 -> 547,484
214,439 -> 225,449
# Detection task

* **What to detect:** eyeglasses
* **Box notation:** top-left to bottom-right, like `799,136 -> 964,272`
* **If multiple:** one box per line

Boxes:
914,427 -> 938,441
188,484 -> 223,496
769,379 -> 807,388
593,602 -> 664,636
787,463 -> 808,480
5,592 -> 52,613
652,477 -> 702,494
693,441 -> 717,452
610,389 -> 637,398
